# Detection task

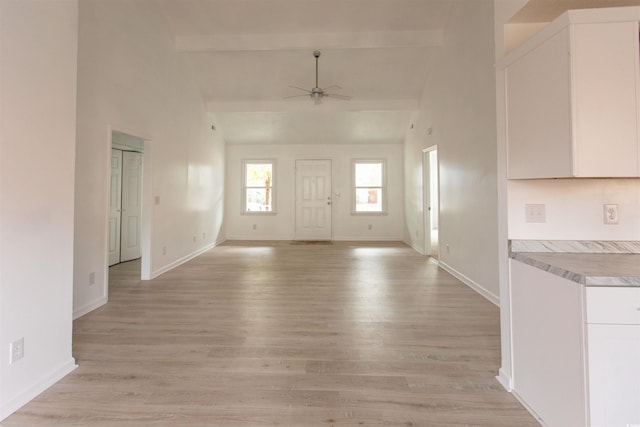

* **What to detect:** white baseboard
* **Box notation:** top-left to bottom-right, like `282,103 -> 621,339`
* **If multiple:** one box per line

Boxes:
73,296 -> 108,320
496,368 -> 513,391
331,236 -> 403,242
405,239 -> 426,255
151,242 -> 217,279
0,358 -> 77,422
224,234 -> 293,241
439,261 -> 500,306
225,236 -> 403,242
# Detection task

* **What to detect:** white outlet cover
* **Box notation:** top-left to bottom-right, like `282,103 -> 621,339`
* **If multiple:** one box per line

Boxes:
603,204 -> 619,225
10,338 -> 24,364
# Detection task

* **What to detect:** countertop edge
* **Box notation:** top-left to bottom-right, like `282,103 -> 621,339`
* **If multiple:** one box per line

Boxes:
510,252 -> 640,287
511,253 -> 586,285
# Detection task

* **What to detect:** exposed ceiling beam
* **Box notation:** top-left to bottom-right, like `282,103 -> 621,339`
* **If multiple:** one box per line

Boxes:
206,99 -> 420,113
176,30 -> 444,52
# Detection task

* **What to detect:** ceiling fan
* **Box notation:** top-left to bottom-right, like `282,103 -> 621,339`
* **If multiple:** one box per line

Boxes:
285,50 -> 352,104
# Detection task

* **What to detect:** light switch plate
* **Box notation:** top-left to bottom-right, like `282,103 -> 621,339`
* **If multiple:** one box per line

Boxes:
525,204 -> 546,223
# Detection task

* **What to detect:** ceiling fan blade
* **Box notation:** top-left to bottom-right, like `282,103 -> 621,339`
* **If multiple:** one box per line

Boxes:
283,94 -> 311,99
288,85 -> 312,93
324,93 -> 352,100
323,85 -> 342,91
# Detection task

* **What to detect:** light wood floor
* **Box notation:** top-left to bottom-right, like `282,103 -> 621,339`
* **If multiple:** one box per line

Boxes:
3,241 -> 538,426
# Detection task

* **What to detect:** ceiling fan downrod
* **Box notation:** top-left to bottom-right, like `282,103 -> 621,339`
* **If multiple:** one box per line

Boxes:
313,50 -> 321,89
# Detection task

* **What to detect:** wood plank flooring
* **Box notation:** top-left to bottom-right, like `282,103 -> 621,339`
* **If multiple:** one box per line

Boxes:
2,241 -> 538,426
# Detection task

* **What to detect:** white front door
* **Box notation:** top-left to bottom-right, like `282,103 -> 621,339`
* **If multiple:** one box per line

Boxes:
120,151 -> 142,262
295,160 -> 332,240
108,149 -> 123,266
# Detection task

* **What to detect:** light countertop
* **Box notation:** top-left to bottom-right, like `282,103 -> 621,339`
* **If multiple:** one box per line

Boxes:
511,252 -> 640,287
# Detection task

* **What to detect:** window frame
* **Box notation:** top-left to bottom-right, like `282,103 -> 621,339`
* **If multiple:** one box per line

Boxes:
241,159 -> 277,215
351,159 -> 387,215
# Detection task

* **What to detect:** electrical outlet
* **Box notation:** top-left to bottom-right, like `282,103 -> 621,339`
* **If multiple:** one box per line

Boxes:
202,232 -> 206,240
10,338 -> 24,364
162,246 -> 167,256
89,272 -> 95,286
252,224 -> 257,230
368,224 -> 373,230
193,235 -> 197,243
604,204 -> 619,225
525,204 -> 546,223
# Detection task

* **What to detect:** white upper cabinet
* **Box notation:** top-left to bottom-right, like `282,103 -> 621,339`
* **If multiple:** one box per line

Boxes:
502,7 -> 640,179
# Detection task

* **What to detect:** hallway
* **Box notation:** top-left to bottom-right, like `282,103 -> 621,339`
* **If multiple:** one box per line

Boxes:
3,242 -> 536,426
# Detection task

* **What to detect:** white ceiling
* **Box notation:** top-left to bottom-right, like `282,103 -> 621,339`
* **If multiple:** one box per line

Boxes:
158,0 -> 453,145
157,0 -> 634,145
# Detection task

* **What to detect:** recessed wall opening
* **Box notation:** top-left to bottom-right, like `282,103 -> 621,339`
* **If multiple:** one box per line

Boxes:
107,129 -> 152,284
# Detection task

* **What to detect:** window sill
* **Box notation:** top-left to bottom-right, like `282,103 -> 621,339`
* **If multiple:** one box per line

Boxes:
242,211 -> 277,216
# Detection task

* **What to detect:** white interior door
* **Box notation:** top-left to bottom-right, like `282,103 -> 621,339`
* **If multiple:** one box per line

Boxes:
295,160 -> 332,240
423,147 -> 439,257
120,151 -> 142,262
108,149 -> 122,266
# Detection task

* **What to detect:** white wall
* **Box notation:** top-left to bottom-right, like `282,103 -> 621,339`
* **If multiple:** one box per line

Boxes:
404,0 -> 499,302
0,0 -> 78,419
225,144 -> 404,240
73,0 -> 226,318
509,179 -> 640,240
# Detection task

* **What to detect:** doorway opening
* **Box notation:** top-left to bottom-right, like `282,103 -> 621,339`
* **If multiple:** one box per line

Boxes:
109,147 -> 142,266
107,129 -> 152,282
423,147 -> 439,258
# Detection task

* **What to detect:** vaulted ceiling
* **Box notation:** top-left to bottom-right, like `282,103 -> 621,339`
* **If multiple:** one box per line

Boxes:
157,0 -> 636,145
157,0 -> 452,145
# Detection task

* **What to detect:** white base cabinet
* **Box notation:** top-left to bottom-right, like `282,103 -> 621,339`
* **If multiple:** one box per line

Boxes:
510,260 -> 640,427
510,260 -> 588,427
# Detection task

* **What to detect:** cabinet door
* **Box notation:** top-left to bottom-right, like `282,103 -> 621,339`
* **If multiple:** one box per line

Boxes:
588,324 -> 640,427
571,21 -> 640,177
506,29 -> 573,179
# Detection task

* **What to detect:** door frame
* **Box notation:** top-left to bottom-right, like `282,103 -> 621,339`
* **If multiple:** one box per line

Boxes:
104,125 -> 153,284
422,145 -> 439,257
294,158 -> 333,241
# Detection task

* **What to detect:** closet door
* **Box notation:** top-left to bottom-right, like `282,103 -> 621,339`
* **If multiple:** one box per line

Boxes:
108,149 -> 122,266
120,151 -> 142,262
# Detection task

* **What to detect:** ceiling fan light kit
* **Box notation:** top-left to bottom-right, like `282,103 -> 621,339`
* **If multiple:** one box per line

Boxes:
285,50 -> 352,104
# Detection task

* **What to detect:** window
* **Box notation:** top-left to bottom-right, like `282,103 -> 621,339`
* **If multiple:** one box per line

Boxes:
353,159 -> 386,214
242,160 -> 275,213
